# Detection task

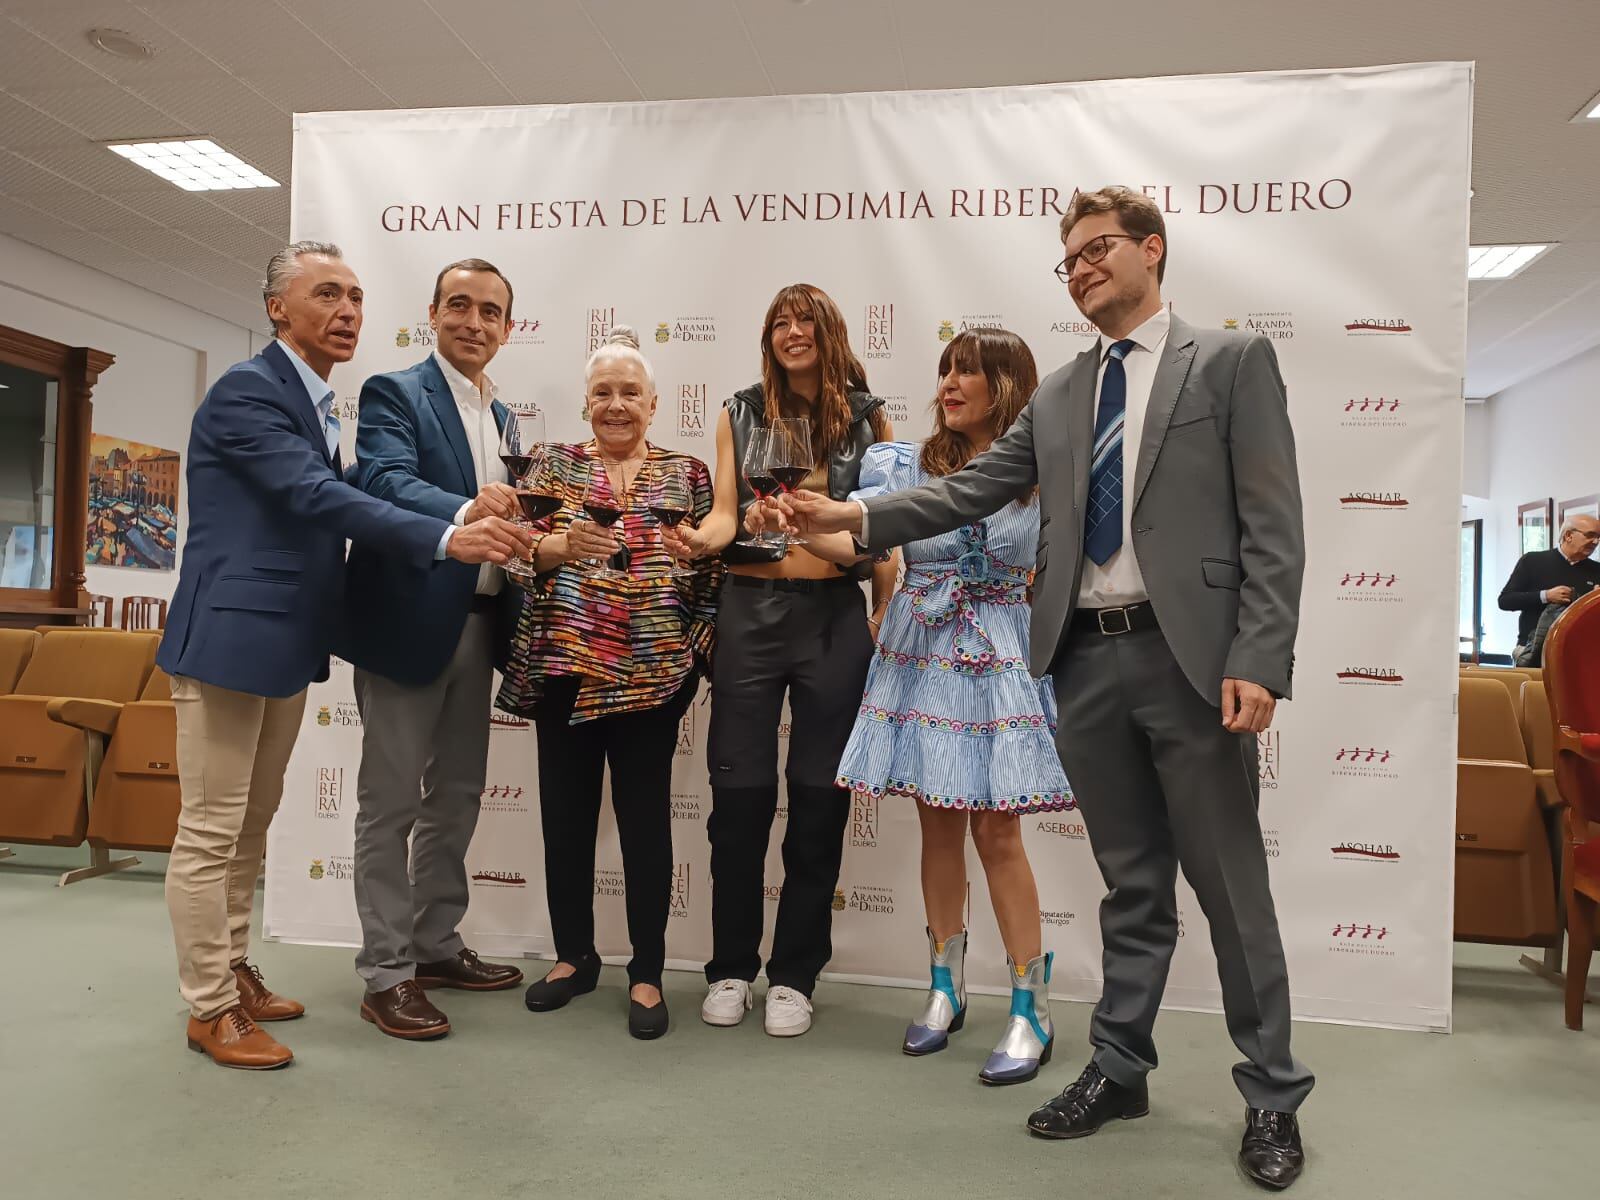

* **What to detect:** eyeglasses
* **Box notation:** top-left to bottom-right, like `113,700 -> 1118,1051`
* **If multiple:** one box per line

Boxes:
1054,234 -> 1146,284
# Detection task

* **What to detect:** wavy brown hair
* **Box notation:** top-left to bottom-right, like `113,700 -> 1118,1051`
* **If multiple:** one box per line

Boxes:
759,283 -> 886,456
921,328 -> 1038,493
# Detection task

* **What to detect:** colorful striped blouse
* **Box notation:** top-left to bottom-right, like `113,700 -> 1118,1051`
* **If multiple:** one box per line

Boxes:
495,441 -> 722,723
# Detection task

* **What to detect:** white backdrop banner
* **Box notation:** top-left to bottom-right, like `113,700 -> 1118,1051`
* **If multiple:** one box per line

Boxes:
265,63 -> 1470,1032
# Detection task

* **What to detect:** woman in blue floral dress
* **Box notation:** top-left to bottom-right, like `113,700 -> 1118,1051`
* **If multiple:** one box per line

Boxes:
766,328 -> 1073,1085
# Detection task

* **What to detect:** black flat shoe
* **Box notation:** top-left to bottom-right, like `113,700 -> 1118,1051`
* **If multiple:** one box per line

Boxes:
1026,1062 -> 1149,1139
628,996 -> 669,1040
523,955 -> 601,1012
1238,1108 -> 1305,1190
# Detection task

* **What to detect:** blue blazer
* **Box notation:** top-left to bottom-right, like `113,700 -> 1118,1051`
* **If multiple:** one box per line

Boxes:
337,356 -> 519,686
158,342 -> 448,698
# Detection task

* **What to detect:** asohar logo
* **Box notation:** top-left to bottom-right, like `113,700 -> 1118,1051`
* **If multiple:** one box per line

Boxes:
1339,492 -> 1409,510
490,711 -> 531,732
1331,842 -> 1401,863
1335,666 -> 1404,685
470,869 -> 526,887
1345,318 -> 1412,335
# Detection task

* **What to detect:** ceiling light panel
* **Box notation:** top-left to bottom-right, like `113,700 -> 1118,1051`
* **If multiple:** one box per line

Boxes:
106,140 -> 279,192
1467,243 -> 1551,280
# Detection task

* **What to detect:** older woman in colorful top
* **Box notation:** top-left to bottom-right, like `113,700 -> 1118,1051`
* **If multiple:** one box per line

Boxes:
496,326 -> 721,1041
770,328 -> 1073,1083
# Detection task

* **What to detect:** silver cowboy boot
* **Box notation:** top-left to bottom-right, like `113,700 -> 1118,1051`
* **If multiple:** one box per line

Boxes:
902,928 -> 967,1055
980,951 -> 1054,1085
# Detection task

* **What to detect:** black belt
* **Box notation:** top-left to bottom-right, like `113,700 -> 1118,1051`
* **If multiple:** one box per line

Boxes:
728,573 -> 859,595
1071,600 -> 1159,637
470,593 -> 500,613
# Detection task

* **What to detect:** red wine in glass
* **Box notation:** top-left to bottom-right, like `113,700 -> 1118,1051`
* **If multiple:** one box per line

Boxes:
500,452 -> 534,482
583,502 -> 623,528
649,504 -> 690,527
517,491 -> 562,521
745,472 -> 781,499
769,465 -> 808,492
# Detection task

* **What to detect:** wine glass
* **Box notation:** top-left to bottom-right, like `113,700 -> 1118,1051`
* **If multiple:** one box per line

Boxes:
578,457 -> 629,580
734,426 -> 782,549
647,458 -> 699,581
767,416 -> 813,548
499,409 -> 545,488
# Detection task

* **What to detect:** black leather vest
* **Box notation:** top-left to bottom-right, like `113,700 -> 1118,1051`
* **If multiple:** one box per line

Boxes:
723,383 -> 884,574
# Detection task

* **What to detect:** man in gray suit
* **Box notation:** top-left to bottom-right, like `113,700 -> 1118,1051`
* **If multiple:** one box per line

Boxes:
786,186 -> 1312,1189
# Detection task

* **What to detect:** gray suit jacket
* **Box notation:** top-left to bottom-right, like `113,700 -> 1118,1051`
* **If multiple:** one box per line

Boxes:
864,314 -> 1304,703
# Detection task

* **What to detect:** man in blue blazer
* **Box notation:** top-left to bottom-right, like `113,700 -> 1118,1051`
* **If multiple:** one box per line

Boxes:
339,259 -> 529,1040
158,242 -> 529,1071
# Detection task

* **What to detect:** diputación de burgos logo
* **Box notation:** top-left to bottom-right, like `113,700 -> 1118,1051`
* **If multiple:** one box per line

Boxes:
862,304 -> 894,359
1344,318 -> 1412,336
1340,396 -> 1407,430
1328,921 -> 1396,957
1336,569 -> 1402,604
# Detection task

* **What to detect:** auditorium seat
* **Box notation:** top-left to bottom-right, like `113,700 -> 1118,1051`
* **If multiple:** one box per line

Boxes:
75,667 -> 180,856
1521,681 -> 1563,810
0,629 -> 38,693
0,631 -> 159,876
1455,676 -> 1558,945
1543,588 -> 1600,1030
1461,666 -> 1541,724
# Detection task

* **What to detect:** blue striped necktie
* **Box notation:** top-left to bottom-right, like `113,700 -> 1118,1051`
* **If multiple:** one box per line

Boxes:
1084,339 -> 1136,566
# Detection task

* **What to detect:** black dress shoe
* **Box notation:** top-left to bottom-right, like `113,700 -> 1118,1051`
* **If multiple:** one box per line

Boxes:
523,955 -> 602,1012
628,996 -> 669,1040
1239,1108 -> 1305,1190
1026,1062 -> 1150,1139
416,948 -> 525,992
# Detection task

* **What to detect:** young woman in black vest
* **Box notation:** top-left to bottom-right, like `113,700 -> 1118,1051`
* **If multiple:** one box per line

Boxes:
664,283 -> 895,1037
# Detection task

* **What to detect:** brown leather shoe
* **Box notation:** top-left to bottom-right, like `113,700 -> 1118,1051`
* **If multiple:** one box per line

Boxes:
360,980 -> 451,1040
416,947 -> 524,992
233,959 -> 306,1022
186,1006 -> 293,1070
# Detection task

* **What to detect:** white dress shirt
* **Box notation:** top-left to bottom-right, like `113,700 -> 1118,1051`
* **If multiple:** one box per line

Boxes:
433,350 -> 507,595
1077,306 -> 1170,609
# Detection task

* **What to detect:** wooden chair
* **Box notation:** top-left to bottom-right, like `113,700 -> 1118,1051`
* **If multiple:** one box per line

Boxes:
121,595 -> 169,631
86,593 -> 114,628
1543,587 -> 1600,1030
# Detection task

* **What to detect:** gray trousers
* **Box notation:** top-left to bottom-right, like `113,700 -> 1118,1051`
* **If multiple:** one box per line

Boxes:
1052,623 -> 1314,1113
352,611 -> 493,992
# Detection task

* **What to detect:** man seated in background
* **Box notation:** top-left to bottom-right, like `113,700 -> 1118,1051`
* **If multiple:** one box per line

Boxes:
1498,514 -> 1600,661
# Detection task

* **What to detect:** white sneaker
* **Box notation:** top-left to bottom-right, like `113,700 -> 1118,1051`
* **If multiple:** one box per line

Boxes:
701,978 -> 753,1027
764,985 -> 813,1037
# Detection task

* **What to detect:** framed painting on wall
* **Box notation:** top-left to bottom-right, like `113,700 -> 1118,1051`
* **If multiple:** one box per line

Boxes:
1518,498 -> 1553,555
86,433 -> 180,571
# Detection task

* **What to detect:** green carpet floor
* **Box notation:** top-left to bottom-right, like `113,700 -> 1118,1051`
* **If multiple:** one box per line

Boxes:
1,863 -> 1595,1200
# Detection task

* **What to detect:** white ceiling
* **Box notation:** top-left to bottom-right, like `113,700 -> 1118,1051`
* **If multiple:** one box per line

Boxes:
1,0 -> 1596,398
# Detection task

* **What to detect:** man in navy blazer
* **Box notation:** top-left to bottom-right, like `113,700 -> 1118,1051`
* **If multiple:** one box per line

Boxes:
158,241 -> 529,1071
339,259 -> 530,1039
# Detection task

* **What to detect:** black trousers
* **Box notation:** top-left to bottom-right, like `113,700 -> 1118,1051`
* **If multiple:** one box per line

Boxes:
533,673 -> 697,988
705,576 -> 873,996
